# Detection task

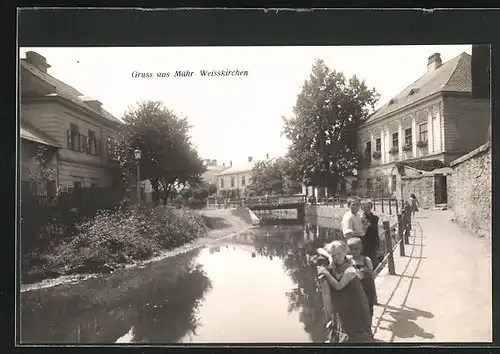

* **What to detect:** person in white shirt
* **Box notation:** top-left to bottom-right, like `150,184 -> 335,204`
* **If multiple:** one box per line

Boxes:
341,197 -> 366,239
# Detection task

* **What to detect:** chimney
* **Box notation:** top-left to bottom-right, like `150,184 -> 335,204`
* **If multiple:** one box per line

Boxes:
25,51 -> 51,73
230,161 -> 233,167
248,156 -> 253,162
84,99 -> 103,111
427,53 -> 442,73
266,153 -> 269,160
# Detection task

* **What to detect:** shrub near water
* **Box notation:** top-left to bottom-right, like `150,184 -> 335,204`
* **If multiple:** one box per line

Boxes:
46,206 -> 207,275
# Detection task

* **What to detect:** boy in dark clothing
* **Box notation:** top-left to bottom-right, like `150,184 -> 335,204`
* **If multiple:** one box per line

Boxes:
361,200 -> 380,270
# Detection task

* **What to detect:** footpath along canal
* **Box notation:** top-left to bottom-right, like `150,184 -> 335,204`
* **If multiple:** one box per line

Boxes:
21,212 -> 362,344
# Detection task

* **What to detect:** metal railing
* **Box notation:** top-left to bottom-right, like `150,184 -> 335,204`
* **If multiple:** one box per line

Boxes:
314,196 -> 403,215
246,194 -> 306,207
206,195 -> 308,210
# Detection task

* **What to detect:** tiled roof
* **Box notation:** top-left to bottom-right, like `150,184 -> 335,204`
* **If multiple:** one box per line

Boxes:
217,157 -> 277,176
20,59 -> 122,126
398,159 -> 445,171
20,123 -> 59,147
205,165 -> 228,172
421,167 -> 453,176
217,161 -> 255,176
364,52 -> 472,125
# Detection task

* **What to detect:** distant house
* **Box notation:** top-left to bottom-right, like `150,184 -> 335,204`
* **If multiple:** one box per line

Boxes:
216,156 -> 257,198
201,159 -> 228,187
356,52 -> 490,206
20,51 -> 122,196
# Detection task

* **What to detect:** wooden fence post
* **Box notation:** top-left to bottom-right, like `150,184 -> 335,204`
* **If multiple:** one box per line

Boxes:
388,198 -> 392,215
373,198 -> 377,211
381,198 -> 385,214
395,198 -> 399,215
398,214 -> 405,257
383,221 -> 396,275
404,207 -> 411,244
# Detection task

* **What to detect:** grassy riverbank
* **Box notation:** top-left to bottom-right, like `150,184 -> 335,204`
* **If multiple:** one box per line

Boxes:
21,207 -> 255,288
22,206 -> 211,284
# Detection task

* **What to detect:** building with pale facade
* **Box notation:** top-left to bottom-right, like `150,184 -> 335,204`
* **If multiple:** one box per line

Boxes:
216,156 -> 257,197
201,159 -> 228,187
356,52 -> 490,205
20,51 -> 122,197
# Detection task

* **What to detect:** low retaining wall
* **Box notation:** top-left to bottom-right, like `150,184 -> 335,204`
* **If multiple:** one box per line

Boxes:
231,207 -> 260,225
305,205 -> 397,225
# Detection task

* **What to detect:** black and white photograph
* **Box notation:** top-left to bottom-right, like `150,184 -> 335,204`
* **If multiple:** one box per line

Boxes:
17,10 -> 492,345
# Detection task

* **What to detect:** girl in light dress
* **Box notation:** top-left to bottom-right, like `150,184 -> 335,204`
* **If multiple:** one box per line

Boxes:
315,241 -> 373,342
346,237 -> 378,322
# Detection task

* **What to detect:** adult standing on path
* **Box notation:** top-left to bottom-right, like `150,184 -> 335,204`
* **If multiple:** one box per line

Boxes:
341,197 -> 365,239
409,193 -> 420,218
360,200 -> 380,269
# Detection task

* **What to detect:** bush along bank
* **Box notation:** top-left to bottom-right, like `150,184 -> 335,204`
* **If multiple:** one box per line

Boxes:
22,206 -> 207,284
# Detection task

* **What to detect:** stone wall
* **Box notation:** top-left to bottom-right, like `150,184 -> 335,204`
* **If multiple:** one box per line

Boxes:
450,142 -> 491,237
446,174 -> 454,209
401,175 -> 435,209
305,205 -> 397,225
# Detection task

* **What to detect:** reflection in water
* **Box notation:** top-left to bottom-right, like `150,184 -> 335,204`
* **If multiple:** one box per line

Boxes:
180,245 -> 308,343
253,219 -> 344,342
21,249 -> 211,344
209,246 -> 221,254
21,218 -> 344,343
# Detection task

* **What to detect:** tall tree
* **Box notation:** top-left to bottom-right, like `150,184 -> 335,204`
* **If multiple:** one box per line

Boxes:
282,59 -> 379,190
109,101 -> 206,205
246,157 -> 301,196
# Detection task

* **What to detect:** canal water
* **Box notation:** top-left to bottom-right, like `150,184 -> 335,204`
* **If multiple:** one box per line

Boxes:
20,217 -> 346,344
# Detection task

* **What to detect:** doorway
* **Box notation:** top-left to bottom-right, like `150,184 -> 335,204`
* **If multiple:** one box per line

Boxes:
434,174 -> 448,205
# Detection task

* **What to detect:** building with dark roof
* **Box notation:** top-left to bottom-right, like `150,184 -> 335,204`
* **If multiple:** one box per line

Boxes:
356,51 -> 490,205
20,51 -> 123,196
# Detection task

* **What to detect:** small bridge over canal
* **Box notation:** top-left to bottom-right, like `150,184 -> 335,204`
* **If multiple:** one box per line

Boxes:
246,195 -> 307,224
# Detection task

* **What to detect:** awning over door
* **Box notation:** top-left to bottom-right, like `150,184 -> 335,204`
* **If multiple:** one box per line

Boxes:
20,126 -> 59,148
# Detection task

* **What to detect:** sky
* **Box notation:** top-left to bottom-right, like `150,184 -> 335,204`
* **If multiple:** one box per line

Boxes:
20,45 -> 471,166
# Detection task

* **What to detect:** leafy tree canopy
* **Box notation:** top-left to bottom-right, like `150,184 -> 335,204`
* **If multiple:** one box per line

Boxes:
282,59 -> 379,188
246,157 -> 302,196
110,101 -> 206,204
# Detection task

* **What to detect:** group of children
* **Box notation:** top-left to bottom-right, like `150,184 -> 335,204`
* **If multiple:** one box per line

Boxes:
312,198 -> 381,343
312,237 -> 376,342
318,237 -> 378,316
309,195 -> 420,342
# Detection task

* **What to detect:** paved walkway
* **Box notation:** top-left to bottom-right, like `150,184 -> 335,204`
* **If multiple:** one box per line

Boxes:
372,209 -> 492,343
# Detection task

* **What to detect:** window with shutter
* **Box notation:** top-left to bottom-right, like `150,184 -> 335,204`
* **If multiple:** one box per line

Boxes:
78,135 -> 82,152
73,134 -> 79,151
88,130 -> 96,155
67,130 -> 72,149
70,124 -> 79,151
